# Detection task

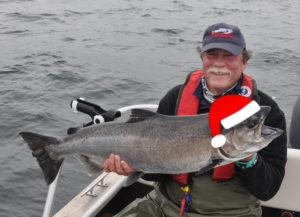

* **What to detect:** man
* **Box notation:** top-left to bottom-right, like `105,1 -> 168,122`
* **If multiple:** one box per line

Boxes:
103,23 -> 287,217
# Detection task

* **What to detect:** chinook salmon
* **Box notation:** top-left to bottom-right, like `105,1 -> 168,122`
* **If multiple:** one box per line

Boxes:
20,107 -> 282,185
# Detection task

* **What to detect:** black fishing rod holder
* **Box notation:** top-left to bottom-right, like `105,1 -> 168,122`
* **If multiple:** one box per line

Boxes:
70,98 -> 121,125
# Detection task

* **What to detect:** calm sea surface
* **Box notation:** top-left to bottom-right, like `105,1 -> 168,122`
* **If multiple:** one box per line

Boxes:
0,0 -> 299,216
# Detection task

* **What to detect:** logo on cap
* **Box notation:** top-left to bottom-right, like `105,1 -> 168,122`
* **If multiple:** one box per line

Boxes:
211,28 -> 233,38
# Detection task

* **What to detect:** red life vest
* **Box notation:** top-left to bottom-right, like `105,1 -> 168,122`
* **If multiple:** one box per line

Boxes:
172,70 -> 255,185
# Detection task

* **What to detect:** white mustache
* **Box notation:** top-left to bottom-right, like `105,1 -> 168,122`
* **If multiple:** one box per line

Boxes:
207,67 -> 232,75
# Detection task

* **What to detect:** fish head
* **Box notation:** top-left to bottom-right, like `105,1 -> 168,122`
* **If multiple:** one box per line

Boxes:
218,106 -> 283,161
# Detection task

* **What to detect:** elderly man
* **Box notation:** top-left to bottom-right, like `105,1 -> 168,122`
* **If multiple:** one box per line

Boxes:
103,23 -> 287,217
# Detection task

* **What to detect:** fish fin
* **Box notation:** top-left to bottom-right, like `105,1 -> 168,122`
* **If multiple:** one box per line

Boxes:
123,172 -> 145,187
194,159 -> 221,176
75,155 -> 103,176
126,109 -> 157,123
19,132 -> 62,185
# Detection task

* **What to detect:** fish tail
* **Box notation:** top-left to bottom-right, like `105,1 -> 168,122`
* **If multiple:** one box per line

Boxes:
19,132 -> 63,185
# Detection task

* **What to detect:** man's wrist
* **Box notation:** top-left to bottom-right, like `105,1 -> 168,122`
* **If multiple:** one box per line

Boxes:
235,153 -> 258,169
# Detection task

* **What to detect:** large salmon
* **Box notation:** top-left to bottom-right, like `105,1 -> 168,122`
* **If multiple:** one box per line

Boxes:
20,107 -> 282,185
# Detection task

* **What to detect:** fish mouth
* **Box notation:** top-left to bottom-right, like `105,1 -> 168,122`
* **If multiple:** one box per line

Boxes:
218,147 -> 255,161
217,147 -> 243,161
261,124 -> 283,138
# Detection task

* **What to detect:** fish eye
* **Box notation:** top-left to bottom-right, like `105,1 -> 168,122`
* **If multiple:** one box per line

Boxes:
247,117 -> 259,129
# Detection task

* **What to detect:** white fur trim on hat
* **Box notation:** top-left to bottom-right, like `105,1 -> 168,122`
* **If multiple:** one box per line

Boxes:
221,101 -> 260,129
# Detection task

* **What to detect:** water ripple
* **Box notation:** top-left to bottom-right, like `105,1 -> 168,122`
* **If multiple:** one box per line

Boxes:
1,29 -> 29,34
0,68 -> 21,74
152,28 -> 184,35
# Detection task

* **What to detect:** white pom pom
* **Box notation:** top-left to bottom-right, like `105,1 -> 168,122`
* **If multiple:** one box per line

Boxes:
211,134 -> 226,148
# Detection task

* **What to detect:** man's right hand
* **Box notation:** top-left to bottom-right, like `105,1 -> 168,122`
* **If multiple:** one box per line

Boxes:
103,154 -> 135,176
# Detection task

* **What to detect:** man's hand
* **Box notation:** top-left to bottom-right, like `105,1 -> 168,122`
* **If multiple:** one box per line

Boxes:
103,154 -> 135,176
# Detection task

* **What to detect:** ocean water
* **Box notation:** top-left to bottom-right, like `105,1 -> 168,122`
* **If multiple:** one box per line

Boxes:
0,0 -> 299,216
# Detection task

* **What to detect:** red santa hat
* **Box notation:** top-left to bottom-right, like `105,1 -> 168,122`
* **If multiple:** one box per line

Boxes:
209,95 -> 260,148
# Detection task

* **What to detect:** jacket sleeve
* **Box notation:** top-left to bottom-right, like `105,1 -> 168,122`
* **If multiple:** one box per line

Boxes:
156,85 -> 182,115
235,91 -> 287,201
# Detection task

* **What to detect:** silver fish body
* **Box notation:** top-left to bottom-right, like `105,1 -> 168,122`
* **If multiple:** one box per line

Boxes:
50,112 -> 213,174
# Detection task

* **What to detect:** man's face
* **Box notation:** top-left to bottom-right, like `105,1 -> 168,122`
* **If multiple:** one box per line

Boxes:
201,49 -> 247,95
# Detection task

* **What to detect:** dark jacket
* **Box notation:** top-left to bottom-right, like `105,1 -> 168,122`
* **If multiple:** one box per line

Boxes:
144,82 -> 287,201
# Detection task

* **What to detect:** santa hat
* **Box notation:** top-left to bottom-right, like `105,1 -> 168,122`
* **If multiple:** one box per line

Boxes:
209,95 -> 260,148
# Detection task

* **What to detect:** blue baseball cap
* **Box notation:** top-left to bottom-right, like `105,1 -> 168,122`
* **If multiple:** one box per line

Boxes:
201,23 -> 246,55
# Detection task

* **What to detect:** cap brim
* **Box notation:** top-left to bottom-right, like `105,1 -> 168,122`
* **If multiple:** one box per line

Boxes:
202,42 -> 244,56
